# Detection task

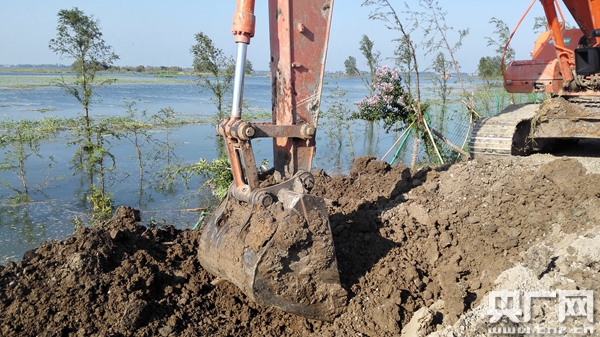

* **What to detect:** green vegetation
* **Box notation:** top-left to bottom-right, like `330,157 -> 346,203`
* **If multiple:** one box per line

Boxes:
359,35 -> 381,92
321,85 -> 355,169
344,56 -> 359,77
478,56 -> 502,87
0,117 -> 68,202
477,17 -> 515,89
171,31 -> 239,203
486,17 -> 516,63
87,184 -> 113,218
161,157 -> 232,201
359,0 -> 506,167
348,34 -> 382,157
190,31 -> 235,121
48,7 -> 119,125
150,107 -> 186,167
245,60 -> 254,75
360,0 -> 444,167
353,66 -> 422,132
48,8 -> 120,217
2,26 -> 253,216
0,105 -> 210,218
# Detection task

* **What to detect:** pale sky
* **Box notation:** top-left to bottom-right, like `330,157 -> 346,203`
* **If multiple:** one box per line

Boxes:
0,1 -> 563,73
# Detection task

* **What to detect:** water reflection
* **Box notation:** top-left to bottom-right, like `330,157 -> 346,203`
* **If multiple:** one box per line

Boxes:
0,203 -> 47,245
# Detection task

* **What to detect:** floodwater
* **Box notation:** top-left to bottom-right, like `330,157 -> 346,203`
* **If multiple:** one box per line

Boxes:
0,72 -> 473,264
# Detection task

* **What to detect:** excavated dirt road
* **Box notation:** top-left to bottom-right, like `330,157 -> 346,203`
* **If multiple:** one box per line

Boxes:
2,145 -> 600,336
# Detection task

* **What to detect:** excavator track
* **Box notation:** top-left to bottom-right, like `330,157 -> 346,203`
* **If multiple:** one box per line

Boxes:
470,104 -> 539,158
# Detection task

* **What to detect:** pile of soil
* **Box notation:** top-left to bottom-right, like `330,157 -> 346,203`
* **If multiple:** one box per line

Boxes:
2,155 -> 600,336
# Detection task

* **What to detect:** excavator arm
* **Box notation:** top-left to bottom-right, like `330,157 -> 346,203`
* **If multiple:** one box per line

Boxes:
216,0 -> 331,202
198,0 -> 347,321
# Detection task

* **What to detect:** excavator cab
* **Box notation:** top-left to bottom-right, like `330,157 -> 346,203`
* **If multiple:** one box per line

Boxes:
197,0 -> 347,321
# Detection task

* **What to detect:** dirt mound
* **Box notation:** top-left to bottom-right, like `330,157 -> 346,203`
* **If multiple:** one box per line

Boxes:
2,156 -> 600,336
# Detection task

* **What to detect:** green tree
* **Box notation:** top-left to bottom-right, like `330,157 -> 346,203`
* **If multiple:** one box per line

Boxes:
321,85 -> 355,169
86,117 -> 118,219
533,16 -> 548,34
478,55 -> 502,87
419,0 -> 473,117
533,15 -> 574,34
344,56 -> 359,77
245,60 -> 254,75
486,17 -> 515,63
49,7 -> 119,191
359,35 -> 381,93
394,35 -> 415,94
361,0 -> 429,167
431,52 -> 452,108
150,107 -> 184,167
112,102 -> 153,185
357,34 -> 382,156
190,32 -> 235,121
48,7 -> 119,135
353,66 -> 421,132
0,118 -> 65,202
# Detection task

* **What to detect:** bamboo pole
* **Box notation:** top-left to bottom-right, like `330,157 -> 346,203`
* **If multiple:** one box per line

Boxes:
380,122 -> 414,162
422,118 -> 444,165
430,127 -> 469,158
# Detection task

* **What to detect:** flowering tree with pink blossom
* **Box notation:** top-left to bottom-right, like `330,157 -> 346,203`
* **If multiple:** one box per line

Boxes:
354,65 -> 468,167
354,65 -> 439,167
360,0 -> 471,167
353,65 -> 423,132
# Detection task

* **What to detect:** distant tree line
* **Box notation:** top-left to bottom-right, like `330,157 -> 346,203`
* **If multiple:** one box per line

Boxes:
71,63 -> 185,74
2,64 -> 70,69
67,62 -> 255,75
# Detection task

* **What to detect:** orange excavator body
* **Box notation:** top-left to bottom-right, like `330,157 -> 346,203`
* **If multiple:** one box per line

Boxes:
472,0 -> 600,157
505,0 -> 600,95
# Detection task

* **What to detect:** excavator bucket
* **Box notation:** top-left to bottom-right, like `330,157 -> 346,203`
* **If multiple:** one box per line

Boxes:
198,176 -> 347,321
